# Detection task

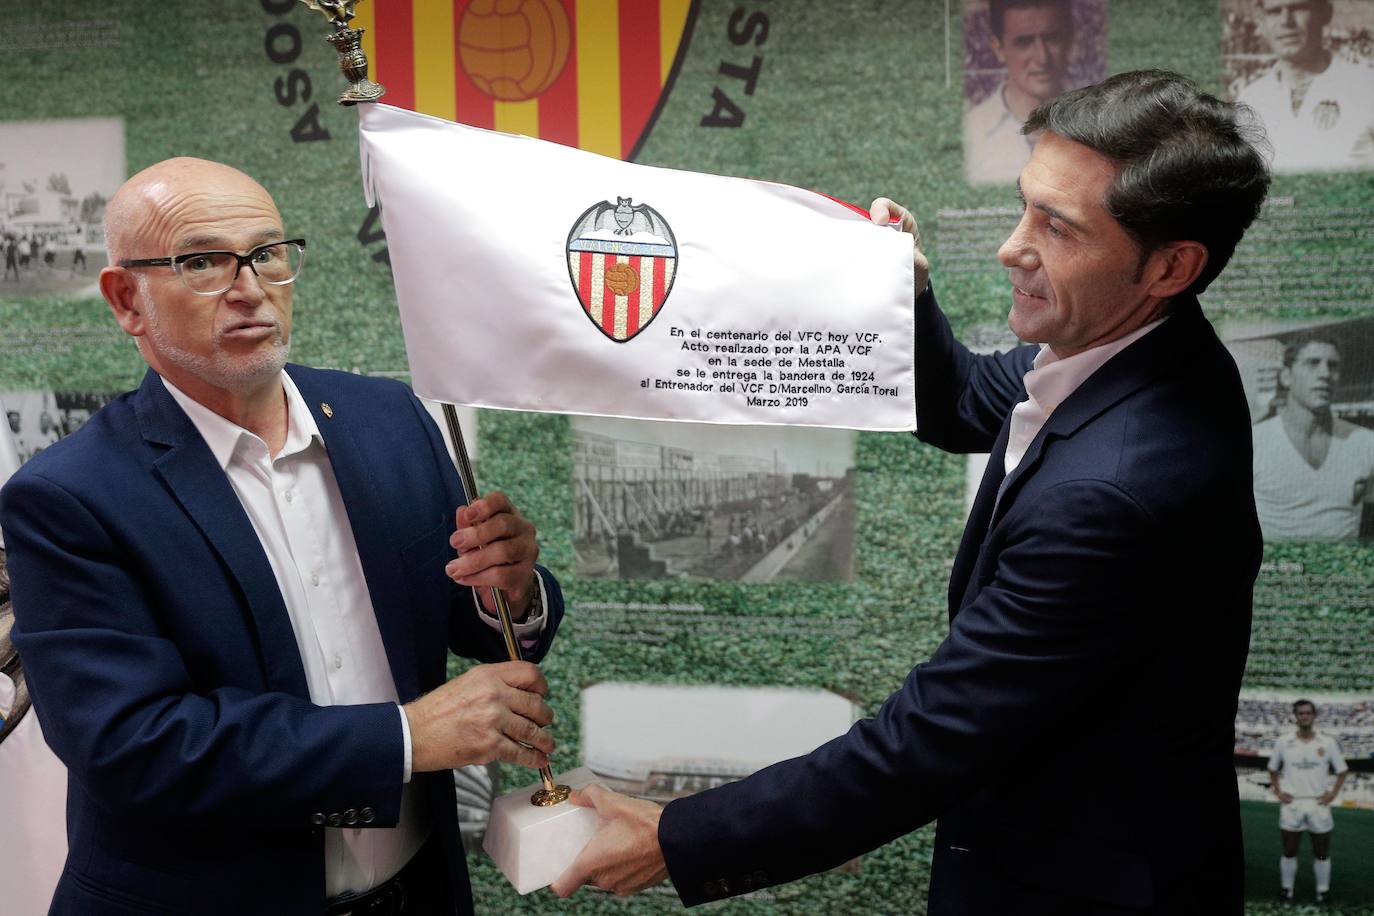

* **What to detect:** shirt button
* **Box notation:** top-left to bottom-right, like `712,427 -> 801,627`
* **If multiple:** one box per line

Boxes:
311,573 -> 320,587
284,490 -> 294,502
334,653 -> 343,670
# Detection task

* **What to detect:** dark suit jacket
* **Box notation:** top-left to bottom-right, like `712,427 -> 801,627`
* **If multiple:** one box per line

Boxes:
657,288 -> 1258,914
0,366 -> 563,915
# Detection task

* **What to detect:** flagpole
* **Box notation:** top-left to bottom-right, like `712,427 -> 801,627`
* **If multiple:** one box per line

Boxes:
296,0 -> 569,810
440,403 -> 570,806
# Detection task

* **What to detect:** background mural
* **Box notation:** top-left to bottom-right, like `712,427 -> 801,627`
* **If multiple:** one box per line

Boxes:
3,1 -> 1371,912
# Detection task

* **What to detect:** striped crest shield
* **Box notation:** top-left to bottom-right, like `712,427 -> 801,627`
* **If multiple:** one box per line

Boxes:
355,0 -> 699,161
567,198 -> 677,342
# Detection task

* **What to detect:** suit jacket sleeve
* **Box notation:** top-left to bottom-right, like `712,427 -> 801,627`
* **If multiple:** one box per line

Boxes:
2,469 -> 407,829
915,284 -> 1037,453
658,476 -> 1164,904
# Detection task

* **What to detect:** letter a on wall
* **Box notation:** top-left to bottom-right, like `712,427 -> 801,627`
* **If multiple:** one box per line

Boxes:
354,0 -> 700,161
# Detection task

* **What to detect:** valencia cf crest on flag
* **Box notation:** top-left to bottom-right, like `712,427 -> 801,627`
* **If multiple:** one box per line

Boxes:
567,198 -> 677,342
354,0 -> 700,161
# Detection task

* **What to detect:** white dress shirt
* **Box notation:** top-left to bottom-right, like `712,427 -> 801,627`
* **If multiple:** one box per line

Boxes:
163,372 -> 546,897
1005,318 -> 1167,475
964,82 -> 1036,185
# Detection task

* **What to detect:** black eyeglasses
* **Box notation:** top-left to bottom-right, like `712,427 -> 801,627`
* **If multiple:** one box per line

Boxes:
119,239 -> 307,296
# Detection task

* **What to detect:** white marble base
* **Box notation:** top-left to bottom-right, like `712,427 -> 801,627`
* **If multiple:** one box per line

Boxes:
483,767 -> 602,895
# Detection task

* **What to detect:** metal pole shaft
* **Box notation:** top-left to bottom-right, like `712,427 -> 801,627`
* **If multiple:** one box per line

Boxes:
440,404 -> 559,797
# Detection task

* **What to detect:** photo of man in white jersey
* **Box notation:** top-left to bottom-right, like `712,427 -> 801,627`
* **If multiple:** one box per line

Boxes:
1268,699 -> 1349,903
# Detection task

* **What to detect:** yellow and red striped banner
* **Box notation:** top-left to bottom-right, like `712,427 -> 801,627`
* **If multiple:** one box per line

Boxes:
356,0 -> 697,160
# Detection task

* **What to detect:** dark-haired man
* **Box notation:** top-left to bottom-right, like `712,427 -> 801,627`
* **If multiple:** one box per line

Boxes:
1268,700 -> 1348,903
553,69 -> 1270,914
0,157 -> 565,914
965,0 -> 1075,184
1235,0 -> 1374,172
1253,337 -> 1374,540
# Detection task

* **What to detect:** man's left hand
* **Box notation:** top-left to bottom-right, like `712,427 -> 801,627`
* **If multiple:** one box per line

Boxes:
870,197 -> 929,295
550,785 -> 668,898
1318,791 -> 1336,806
446,491 -> 540,617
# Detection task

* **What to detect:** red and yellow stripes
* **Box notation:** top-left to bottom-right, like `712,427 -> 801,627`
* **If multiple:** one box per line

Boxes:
359,0 -> 694,160
570,251 -> 674,341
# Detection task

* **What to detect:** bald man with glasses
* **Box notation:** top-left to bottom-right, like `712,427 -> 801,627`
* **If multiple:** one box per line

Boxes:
0,157 -> 565,915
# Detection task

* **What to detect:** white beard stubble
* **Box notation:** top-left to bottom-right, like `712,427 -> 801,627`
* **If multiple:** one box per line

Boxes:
137,276 -> 289,394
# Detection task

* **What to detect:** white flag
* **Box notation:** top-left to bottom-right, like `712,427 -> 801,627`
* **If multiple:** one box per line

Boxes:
359,104 -> 915,431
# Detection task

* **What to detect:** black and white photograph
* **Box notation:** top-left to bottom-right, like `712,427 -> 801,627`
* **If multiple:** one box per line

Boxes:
1224,0 -> 1374,173
962,0 -> 1107,185
579,682 -> 860,803
0,118 -> 124,298
572,416 -> 857,581
1220,316 -> 1374,540
2,390 -> 115,466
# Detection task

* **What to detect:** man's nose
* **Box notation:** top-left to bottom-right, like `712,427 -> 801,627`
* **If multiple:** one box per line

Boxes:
1030,38 -> 1050,63
225,262 -> 267,304
998,219 -> 1037,270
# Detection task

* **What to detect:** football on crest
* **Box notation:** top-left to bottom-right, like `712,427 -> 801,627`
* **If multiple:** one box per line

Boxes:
458,0 -> 572,102
604,263 -> 640,296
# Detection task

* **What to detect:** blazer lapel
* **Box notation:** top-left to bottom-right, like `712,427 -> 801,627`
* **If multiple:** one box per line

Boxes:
288,368 -> 421,702
983,300 -> 1199,533
133,371 -> 312,699
952,299 -> 1205,613
948,415 -> 1012,619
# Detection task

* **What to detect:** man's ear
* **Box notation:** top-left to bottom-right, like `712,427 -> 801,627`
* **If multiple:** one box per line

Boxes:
989,34 -> 1006,66
1143,240 -> 1208,300
100,266 -> 147,338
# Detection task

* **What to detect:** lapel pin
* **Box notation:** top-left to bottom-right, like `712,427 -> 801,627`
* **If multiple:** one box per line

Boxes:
321,402 -> 334,418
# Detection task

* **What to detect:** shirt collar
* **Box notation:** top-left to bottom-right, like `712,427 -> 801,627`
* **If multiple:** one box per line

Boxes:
986,83 -> 1019,136
161,370 -> 324,469
1022,316 -> 1168,414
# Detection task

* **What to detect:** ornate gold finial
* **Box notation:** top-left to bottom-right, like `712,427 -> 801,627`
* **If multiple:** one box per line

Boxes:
301,0 -> 357,25
298,0 -> 385,106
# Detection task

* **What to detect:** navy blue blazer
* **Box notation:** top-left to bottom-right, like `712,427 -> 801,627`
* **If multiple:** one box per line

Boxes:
0,366 -> 563,914
657,288 -> 1259,914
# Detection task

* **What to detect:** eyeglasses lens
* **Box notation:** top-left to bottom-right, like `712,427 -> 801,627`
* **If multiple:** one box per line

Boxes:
180,243 -> 304,294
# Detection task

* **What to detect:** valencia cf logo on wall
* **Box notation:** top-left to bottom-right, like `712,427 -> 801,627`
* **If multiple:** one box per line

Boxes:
359,1 -> 701,161
566,198 -> 678,343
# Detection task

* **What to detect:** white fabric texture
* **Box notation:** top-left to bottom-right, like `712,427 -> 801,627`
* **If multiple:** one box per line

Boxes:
1236,55 -> 1374,173
1252,416 -> 1374,540
963,83 -> 1035,185
1268,731 -> 1348,800
358,104 -> 915,431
